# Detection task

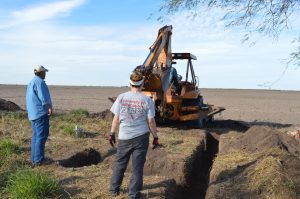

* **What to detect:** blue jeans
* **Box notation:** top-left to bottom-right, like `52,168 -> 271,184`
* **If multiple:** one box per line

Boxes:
110,133 -> 149,199
31,114 -> 49,164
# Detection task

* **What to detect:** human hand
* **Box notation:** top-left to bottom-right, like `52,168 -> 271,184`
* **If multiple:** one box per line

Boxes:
109,133 -> 116,147
48,107 -> 53,116
152,137 -> 159,149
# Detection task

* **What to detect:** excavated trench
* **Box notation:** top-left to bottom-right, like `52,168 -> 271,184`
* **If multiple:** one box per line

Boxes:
165,132 -> 219,199
57,119 -> 248,199
164,120 -> 249,198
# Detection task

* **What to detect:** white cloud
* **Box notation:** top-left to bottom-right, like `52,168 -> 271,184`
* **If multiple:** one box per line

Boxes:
0,22 -> 160,86
0,5 -> 299,90
0,0 -> 85,29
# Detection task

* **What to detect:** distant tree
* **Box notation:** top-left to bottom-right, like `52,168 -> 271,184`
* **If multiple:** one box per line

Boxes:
160,0 -> 300,66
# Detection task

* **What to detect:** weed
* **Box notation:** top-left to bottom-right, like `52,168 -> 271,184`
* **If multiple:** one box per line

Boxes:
5,170 -> 63,199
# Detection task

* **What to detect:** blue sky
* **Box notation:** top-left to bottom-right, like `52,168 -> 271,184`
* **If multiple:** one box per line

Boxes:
0,0 -> 299,90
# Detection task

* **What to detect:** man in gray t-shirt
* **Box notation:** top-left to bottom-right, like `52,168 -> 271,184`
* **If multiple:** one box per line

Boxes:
109,71 -> 159,199
110,91 -> 155,140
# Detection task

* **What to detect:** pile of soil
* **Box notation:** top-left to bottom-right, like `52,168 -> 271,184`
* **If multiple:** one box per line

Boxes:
0,99 -> 22,111
126,147 -> 185,177
219,126 -> 300,157
206,126 -> 300,199
59,148 -> 101,168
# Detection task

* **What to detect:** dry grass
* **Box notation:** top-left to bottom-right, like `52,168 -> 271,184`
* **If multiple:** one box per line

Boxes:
0,110 -> 201,198
159,128 -> 202,155
210,146 -> 297,199
210,150 -> 256,181
247,156 -> 296,199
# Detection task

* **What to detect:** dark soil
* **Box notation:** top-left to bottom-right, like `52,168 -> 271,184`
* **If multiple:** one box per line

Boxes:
0,98 -> 22,111
220,125 -> 300,156
59,148 -> 101,168
125,147 -> 185,177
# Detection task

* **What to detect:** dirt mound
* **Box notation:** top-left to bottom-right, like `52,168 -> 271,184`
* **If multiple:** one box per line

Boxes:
125,147 -> 185,177
207,126 -> 300,199
90,109 -> 113,120
220,125 -> 300,156
0,99 -> 22,111
59,148 -> 101,168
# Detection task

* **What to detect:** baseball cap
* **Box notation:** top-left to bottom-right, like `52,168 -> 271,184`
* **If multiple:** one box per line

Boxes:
34,65 -> 48,73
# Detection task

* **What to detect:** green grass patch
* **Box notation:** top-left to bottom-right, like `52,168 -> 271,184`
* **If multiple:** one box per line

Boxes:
0,112 -> 27,120
54,109 -> 89,123
69,109 -> 89,116
0,139 -> 21,166
59,123 -> 75,136
0,139 -> 27,191
5,170 -> 63,199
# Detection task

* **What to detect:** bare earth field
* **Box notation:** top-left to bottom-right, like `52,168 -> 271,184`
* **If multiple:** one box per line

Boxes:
1,84 -> 299,125
1,84 -> 300,199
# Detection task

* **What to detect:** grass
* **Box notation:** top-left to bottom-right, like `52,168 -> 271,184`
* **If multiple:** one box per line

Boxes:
159,128 -> 200,154
69,109 -> 89,116
0,112 -> 30,139
210,150 -> 256,180
210,145 -> 297,199
50,109 -> 111,137
0,139 -> 28,196
0,139 -> 22,167
1,109 -> 298,198
247,156 -> 296,199
59,123 -> 76,136
5,169 -> 63,199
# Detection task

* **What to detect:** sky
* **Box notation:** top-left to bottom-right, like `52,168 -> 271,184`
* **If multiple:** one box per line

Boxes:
0,0 -> 299,91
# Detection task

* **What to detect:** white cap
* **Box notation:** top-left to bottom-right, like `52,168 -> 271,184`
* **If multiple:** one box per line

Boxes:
34,65 -> 48,73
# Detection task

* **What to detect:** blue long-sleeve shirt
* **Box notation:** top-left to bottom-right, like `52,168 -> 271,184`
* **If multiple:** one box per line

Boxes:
26,76 -> 52,121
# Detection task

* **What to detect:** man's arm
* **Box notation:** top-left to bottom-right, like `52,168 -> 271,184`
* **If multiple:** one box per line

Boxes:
37,81 -> 52,115
110,115 -> 119,134
148,117 -> 158,138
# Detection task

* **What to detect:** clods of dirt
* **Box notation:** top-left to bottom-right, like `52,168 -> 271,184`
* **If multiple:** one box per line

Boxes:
0,99 -> 22,111
59,148 -> 101,168
220,125 -> 300,156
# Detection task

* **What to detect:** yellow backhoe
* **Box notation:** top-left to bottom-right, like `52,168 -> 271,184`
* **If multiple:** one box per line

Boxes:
134,25 -> 225,126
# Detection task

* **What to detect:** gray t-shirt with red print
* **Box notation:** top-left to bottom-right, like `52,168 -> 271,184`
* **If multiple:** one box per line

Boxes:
110,91 -> 156,140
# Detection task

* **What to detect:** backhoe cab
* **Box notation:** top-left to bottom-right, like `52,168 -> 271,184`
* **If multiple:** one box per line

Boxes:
135,25 -> 225,125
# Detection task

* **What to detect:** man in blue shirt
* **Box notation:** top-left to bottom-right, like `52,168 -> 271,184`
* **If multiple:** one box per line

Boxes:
26,65 -> 52,166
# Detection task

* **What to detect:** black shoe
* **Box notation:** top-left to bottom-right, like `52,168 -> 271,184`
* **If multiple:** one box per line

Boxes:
31,157 -> 53,167
42,157 -> 54,165
111,191 -> 119,197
